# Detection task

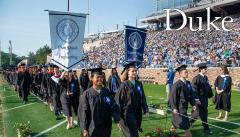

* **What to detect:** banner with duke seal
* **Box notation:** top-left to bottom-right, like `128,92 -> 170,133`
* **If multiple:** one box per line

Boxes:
48,10 -> 87,71
124,25 -> 147,67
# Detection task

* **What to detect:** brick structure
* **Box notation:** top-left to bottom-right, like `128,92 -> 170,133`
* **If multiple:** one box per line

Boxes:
77,67 -> 240,86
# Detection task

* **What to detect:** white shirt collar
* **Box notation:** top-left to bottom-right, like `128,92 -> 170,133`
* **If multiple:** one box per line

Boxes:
220,74 -> 229,78
180,78 -> 186,83
199,73 -> 205,77
96,89 -> 101,94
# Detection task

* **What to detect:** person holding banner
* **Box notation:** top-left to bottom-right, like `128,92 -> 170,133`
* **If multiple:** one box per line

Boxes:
59,70 -> 80,129
169,65 -> 196,137
78,68 -> 122,137
214,65 -> 232,121
115,62 -> 149,137
48,65 -> 63,120
107,67 -> 121,97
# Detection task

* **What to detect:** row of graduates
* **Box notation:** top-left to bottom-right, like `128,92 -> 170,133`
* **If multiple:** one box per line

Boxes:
2,62 -> 149,137
3,61 -> 232,137
169,63 -> 232,137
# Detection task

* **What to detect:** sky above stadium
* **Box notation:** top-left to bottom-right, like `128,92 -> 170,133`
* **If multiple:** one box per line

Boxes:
0,0 -> 152,56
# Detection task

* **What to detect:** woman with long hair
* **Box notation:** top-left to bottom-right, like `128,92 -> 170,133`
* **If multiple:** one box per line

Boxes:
60,70 -> 80,129
79,69 -> 90,94
107,67 -> 121,97
115,62 -> 149,137
214,65 -> 232,121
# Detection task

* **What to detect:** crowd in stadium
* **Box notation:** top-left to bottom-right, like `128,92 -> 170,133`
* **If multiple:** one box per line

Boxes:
84,16 -> 240,68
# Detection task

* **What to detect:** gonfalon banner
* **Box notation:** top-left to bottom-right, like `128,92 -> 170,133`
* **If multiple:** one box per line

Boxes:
48,10 -> 87,71
124,25 -> 147,67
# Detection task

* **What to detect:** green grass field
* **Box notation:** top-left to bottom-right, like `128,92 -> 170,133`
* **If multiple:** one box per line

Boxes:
0,79 -> 240,137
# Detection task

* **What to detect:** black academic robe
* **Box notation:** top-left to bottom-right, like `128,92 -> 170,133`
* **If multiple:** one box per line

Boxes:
40,72 -> 48,100
115,80 -> 148,137
191,74 -> 213,130
191,74 -> 213,108
49,75 -> 62,116
214,75 -> 232,112
78,87 -> 120,137
107,75 -> 121,97
36,72 -> 43,96
170,79 -> 195,130
31,73 -> 39,95
17,71 -> 32,102
79,74 -> 90,94
60,78 -> 80,116
46,72 -> 54,101
13,72 -> 18,91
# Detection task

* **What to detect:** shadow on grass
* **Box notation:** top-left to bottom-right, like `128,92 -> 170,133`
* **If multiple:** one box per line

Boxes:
31,132 -> 48,137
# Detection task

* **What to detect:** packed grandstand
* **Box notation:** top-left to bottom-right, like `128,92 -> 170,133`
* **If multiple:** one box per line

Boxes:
83,16 -> 240,68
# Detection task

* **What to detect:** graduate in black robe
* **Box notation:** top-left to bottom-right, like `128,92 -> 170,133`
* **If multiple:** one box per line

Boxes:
40,65 -> 48,103
214,65 -> 232,121
102,72 -> 107,88
17,63 -> 32,104
169,65 -> 196,137
79,69 -> 90,94
107,67 -> 121,97
48,65 -> 63,120
190,63 -> 213,135
14,67 -> 19,92
59,70 -> 80,129
32,65 -> 40,96
78,68 -> 121,137
36,66 -> 43,99
46,64 -> 54,108
115,62 -> 149,137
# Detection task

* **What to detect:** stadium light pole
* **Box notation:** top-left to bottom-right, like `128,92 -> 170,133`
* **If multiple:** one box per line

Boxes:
88,0 -> 90,35
9,40 -> 12,65
136,17 -> 138,27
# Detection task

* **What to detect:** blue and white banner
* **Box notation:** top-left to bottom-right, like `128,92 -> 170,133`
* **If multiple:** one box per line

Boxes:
48,10 -> 87,71
124,25 -> 147,66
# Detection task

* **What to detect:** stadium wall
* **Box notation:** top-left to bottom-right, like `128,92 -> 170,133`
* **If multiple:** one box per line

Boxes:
77,67 -> 240,86
135,67 -> 240,86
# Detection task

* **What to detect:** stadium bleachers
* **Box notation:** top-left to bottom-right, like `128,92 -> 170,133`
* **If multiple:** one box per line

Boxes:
83,16 -> 240,68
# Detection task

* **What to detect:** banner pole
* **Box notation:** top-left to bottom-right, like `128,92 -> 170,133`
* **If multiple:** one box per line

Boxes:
67,0 -> 70,12
67,72 -> 70,95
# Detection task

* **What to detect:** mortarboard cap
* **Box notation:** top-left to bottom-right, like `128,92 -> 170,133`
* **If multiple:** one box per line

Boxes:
53,65 -> 59,68
121,61 -> 138,75
175,65 -> 187,73
196,62 -> 207,69
19,63 -> 26,67
88,67 -> 105,75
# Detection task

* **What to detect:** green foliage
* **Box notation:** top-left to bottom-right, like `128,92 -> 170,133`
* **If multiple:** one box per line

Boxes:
27,44 -> 51,65
35,45 -> 51,65
14,121 -> 31,137
0,51 -> 22,69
